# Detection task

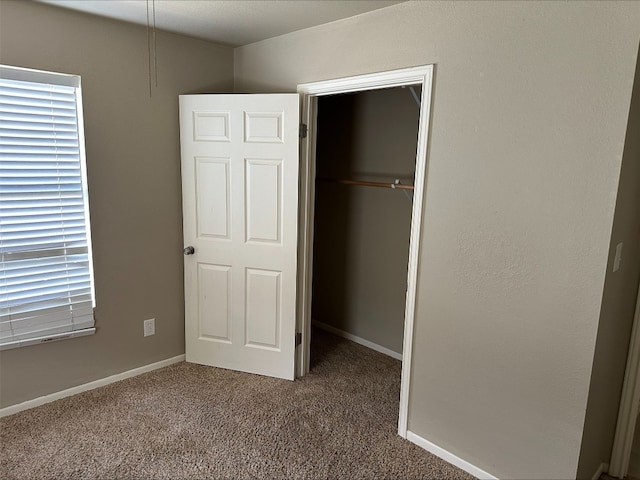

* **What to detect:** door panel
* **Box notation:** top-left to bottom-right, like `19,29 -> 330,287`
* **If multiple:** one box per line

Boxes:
245,268 -> 281,349
245,159 -> 282,243
195,157 -> 230,239
197,263 -> 231,342
180,94 -> 299,380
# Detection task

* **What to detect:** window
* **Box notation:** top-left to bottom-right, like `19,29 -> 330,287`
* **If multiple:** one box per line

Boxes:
0,65 -> 96,350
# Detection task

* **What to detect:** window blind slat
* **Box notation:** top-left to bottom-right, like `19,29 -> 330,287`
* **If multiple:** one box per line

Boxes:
0,95 -> 76,109
1,163 -> 81,171
5,286 -> 93,308
0,144 -> 79,154
0,208 -> 86,218
1,158 -> 80,164
0,106 -> 77,118
0,113 -> 78,125
0,205 -> 82,215
1,190 -> 83,199
2,246 -> 87,261
5,278 -> 92,300
1,197 -> 84,208
2,238 -> 87,252
1,139 -> 79,148
3,264 -> 89,282
2,238 -> 88,251
0,132 -> 79,141
0,294 -> 92,318
1,186 -> 82,195
3,272 -> 90,291
0,70 -> 95,348
2,227 -> 87,242
0,98 -> 77,109
0,123 -> 78,134
0,83 -> 75,97
1,221 -> 86,235
1,173 -> 82,181
3,265 -> 89,284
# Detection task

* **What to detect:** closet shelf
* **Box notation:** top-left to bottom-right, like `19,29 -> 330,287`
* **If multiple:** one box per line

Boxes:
317,178 -> 414,191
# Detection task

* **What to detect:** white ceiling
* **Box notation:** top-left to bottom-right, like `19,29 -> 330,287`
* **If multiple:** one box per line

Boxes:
38,0 -> 404,47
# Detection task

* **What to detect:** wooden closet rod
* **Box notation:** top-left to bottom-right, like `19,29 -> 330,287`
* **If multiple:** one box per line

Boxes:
317,178 -> 414,191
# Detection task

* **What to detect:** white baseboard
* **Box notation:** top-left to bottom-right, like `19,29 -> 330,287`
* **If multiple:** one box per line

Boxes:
592,462 -> 608,480
312,320 -> 402,360
406,430 -> 499,480
0,354 -> 185,418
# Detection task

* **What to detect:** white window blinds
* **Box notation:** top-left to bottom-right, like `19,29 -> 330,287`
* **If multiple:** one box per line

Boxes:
0,65 -> 96,350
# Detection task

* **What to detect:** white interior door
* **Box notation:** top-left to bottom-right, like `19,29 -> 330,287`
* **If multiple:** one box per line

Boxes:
179,94 -> 299,380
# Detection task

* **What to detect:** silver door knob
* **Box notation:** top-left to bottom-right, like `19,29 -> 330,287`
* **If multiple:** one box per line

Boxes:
183,246 -> 195,255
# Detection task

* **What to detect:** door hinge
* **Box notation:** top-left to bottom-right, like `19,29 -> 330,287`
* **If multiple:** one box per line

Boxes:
295,332 -> 302,347
299,123 -> 308,139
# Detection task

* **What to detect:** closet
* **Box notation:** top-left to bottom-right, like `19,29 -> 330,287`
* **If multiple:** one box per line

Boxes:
310,85 -> 422,361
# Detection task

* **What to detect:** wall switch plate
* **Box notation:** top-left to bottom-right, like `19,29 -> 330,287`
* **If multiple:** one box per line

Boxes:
144,318 -> 155,337
613,242 -> 623,272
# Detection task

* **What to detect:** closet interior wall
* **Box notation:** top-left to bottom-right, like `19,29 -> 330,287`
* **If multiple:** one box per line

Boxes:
311,86 -> 421,355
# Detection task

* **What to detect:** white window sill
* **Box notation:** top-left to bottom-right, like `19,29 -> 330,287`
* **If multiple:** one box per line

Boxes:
0,328 -> 96,352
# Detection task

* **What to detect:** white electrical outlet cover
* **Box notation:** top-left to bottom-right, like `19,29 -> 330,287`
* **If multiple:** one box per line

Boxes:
144,318 -> 155,337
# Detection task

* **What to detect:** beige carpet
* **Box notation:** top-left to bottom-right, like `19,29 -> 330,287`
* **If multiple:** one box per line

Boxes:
1,329 -> 474,479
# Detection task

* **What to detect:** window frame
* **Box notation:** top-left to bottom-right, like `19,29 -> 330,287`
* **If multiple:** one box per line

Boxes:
0,64 -> 96,350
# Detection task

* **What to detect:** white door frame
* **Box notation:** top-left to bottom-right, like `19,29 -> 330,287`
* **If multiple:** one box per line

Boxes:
610,281 -> 640,478
296,65 -> 434,438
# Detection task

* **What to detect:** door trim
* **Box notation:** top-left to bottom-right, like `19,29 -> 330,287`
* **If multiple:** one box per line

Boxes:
296,65 -> 434,438
610,282 -> 640,477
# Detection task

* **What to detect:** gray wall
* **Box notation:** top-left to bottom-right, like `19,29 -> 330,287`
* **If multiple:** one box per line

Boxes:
577,47 -> 640,479
235,1 -> 640,478
0,0 -> 233,407
312,88 -> 420,354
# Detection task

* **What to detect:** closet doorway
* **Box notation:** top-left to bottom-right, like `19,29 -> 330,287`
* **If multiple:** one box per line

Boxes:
312,87 -> 419,358
296,66 -> 434,438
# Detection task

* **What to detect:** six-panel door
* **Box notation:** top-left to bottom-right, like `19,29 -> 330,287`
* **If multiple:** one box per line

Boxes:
179,94 -> 299,380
